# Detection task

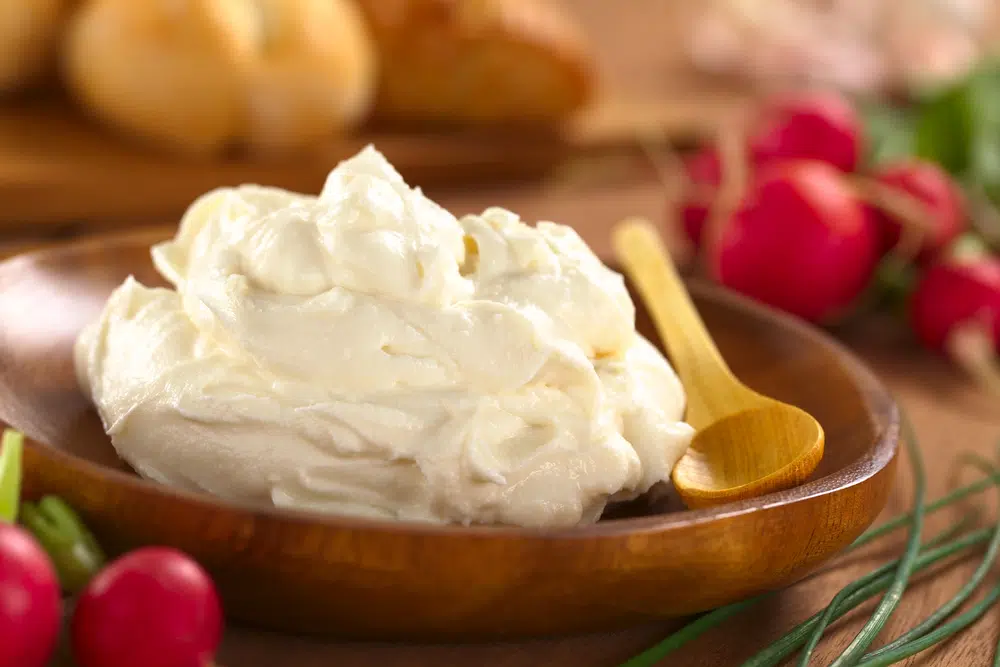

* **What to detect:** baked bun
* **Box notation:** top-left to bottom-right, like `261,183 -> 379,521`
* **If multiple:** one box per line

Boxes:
0,0 -> 72,93
355,0 -> 596,126
62,0 -> 376,154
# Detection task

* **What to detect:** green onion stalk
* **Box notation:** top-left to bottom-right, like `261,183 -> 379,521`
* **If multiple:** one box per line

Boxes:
794,415 -> 926,667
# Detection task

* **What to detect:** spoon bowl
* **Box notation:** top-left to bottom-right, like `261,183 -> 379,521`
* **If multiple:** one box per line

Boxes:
672,403 -> 825,509
613,218 -> 826,509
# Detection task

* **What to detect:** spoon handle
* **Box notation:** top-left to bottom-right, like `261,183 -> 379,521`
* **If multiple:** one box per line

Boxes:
612,219 -> 749,428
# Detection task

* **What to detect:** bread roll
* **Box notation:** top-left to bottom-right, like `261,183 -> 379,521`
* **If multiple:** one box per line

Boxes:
0,0 -> 72,93
62,0 -> 376,155
355,0 -> 597,126
244,0 -> 377,150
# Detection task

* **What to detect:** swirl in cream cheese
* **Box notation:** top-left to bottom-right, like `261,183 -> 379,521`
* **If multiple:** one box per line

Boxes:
75,145 -> 695,527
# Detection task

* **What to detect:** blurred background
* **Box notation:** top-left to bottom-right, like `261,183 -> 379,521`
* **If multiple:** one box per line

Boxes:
0,0 -> 993,240
4,0 -> 1000,373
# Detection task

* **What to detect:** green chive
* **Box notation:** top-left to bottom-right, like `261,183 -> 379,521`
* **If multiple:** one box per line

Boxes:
861,453 -> 1000,661
850,471 -> 1000,550
742,528 -> 994,667
798,414 -> 926,667
617,507 -> 979,667
853,583 -> 1000,667
617,596 -> 768,667
20,495 -> 108,594
619,421 -> 1000,667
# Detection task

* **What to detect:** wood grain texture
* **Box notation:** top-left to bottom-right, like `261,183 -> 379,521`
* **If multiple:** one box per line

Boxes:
0,226 -> 895,645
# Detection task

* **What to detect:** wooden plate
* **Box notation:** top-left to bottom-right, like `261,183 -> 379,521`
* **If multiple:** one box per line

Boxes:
0,227 -> 898,641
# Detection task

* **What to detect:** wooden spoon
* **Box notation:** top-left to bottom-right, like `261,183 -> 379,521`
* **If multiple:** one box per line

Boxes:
612,218 -> 825,510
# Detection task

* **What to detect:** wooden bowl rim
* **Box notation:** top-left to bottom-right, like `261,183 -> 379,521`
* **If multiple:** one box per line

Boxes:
0,227 -> 899,540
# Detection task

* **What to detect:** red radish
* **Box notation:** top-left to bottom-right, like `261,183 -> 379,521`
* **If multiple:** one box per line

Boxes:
0,523 -> 62,667
706,160 -> 879,323
910,248 -> 1000,351
870,159 -> 966,262
749,91 -> 862,173
678,147 -> 721,248
909,249 -> 1000,393
674,91 -> 861,247
71,547 -> 223,667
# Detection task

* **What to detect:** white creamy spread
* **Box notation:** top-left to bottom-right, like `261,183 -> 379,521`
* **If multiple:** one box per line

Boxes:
75,146 -> 695,527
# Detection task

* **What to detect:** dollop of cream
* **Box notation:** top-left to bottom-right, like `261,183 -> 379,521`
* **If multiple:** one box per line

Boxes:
75,146 -> 694,527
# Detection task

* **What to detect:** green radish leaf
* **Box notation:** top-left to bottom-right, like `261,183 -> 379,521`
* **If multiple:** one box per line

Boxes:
0,429 -> 24,523
913,84 -> 973,175
20,496 -> 107,594
966,71 -> 1000,188
860,103 -> 915,167
873,258 -> 918,317
903,63 -> 1000,257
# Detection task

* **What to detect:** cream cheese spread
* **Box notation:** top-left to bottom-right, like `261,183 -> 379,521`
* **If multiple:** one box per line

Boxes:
75,146 -> 695,527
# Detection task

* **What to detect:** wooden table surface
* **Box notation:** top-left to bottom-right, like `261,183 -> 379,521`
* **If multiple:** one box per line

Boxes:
6,1 -> 999,665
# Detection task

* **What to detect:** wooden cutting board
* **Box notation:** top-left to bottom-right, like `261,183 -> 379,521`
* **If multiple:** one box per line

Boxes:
0,91 -> 746,235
